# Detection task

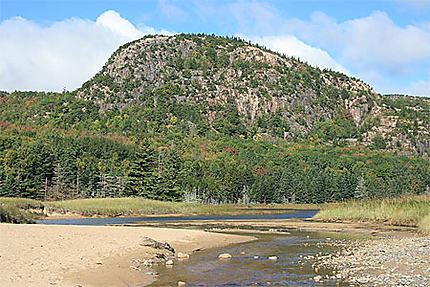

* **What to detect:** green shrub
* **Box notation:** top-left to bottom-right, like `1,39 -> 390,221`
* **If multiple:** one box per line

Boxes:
0,205 -> 36,223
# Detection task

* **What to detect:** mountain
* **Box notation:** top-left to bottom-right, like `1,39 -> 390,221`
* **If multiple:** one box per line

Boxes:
76,34 -> 429,155
0,34 -> 429,202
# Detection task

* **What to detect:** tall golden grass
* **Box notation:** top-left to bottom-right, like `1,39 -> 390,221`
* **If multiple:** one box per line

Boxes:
0,197 -> 315,221
314,195 -> 430,234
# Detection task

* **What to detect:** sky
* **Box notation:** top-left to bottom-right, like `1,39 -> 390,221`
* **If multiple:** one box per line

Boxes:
0,0 -> 429,96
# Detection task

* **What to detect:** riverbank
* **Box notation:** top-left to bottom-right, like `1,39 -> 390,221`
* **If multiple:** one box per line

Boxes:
2,196 -> 430,286
310,197 -> 430,286
122,217 -> 417,237
0,223 -> 255,287
312,235 -> 430,286
314,195 -> 430,234
0,197 -> 319,223
113,217 -> 427,286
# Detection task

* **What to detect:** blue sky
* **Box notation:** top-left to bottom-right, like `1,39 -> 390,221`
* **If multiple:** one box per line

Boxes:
1,0 -> 429,96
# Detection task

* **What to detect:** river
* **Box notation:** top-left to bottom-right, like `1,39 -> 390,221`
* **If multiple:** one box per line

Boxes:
149,231 -> 354,286
38,210 -> 356,286
36,209 -> 318,225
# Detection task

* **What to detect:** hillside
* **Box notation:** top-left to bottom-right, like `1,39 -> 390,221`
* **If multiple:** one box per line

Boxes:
0,34 -> 429,203
76,34 -> 428,155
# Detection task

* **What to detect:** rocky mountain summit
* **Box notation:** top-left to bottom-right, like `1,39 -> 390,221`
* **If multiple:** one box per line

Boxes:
77,34 -> 429,155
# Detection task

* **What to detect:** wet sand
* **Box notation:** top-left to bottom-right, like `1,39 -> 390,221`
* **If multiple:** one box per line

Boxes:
0,224 -> 255,287
121,218 -> 417,237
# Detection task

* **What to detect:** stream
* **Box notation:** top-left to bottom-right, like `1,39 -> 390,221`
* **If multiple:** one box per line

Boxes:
38,210 -> 356,286
36,209 -> 318,225
148,231 -> 355,286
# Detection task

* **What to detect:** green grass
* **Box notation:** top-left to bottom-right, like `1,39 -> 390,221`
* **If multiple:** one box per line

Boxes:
45,198 -> 211,216
314,196 -> 430,234
0,197 -> 44,210
0,197 -> 318,220
0,198 -> 42,223
44,197 -> 316,217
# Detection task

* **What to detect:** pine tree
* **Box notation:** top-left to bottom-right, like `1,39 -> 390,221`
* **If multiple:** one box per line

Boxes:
123,145 -> 155,197
354,176 -> 367,199
50,163 -> 66,200
154,147 -> 183,201
98,173 -> 123,198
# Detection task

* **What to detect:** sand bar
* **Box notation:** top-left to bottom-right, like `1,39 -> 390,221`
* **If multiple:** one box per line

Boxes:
0,223 -> 255,287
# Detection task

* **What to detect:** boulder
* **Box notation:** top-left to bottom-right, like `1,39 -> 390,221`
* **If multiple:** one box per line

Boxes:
177,252 -> 190,259
218,253 -> 232,259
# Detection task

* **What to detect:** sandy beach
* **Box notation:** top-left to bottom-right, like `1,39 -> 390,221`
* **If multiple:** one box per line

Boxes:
0,224 -> 255,287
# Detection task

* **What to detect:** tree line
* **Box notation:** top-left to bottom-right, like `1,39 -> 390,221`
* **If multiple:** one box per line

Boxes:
1,129 -> 428,203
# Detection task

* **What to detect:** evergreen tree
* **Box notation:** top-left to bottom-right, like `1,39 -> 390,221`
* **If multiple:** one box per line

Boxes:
354,176 -> 368,199
123,144 -> 155,197
154,147 -> 183,201
50,163 -> 66,200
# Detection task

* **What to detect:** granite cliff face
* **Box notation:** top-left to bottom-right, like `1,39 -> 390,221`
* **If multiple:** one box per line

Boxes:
77,34 -> 429,155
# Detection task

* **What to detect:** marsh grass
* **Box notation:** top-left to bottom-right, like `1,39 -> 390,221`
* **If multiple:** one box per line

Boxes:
418,215 -> 430,234
44,198 -> 245,216
44,198 -> 311,217
0,198 -> 41,223
314,196 -> 430,234
0,197 -> 44,209
0,196 -> 318,220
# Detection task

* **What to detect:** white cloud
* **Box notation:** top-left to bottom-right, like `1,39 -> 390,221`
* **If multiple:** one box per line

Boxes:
209,1 -> 430,95
193,1 -> 430,93
158,0 -> 187,20
339,12 -> 430,73
406,79 -> 430,96
0,10 -> 170,92
96,10 -> 143,39
228,1 -> 282,35
277,11 -> 430,78
1,4 -> 429,97
245,35 -> 349,74
396,0 -> 430,11
356,69 -> 430,96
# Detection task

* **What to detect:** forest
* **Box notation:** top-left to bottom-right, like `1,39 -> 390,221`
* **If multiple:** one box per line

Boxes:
0,108 -> 428,204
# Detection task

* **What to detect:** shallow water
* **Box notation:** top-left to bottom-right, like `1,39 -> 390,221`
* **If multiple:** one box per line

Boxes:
148,231 -> 352,287
37,210 -> 353,286
37,209 -> 318,225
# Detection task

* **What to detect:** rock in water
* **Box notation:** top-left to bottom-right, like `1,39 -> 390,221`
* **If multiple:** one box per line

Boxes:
140,237 -> 175,253
218,253 -> 232,259
177,252 -> 190,259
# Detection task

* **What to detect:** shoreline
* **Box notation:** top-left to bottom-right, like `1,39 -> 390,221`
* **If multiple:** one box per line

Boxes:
1,216 -> 427,287
313,234 -> 430,286
0,224 -> 255,287
38,208 -> 300,220
116,218 -> 428,286
118,217 -> 418,237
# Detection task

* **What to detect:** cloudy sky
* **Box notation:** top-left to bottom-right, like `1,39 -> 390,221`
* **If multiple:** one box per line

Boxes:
1,0 -> 429,96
